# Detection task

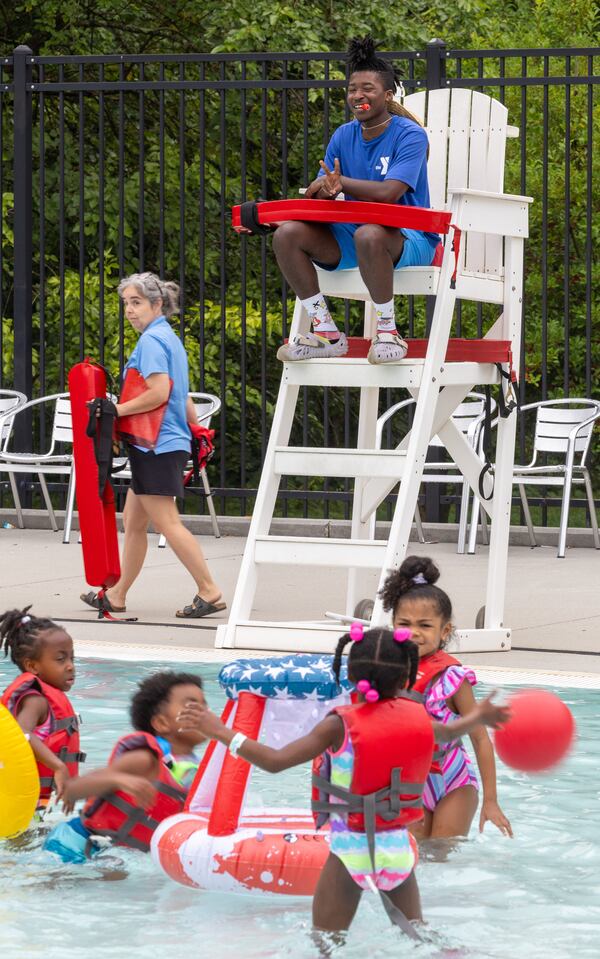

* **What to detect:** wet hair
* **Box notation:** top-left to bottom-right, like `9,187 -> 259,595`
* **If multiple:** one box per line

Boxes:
347,36 -> 423,127
379,556 -> 453,644
0,606 -> 64,670
332,627 -> 419,700
130,671 -> 204,734
117,271 -> 181,318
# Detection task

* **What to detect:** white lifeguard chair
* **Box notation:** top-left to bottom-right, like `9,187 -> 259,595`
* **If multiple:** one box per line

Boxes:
217,88 -> 532,654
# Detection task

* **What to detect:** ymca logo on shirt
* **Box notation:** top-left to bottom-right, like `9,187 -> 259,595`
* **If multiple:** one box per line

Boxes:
375,156 -> 390,176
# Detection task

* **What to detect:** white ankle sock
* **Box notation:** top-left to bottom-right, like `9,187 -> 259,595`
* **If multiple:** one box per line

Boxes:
301,294 -> 339,337
373,299 -> 397,333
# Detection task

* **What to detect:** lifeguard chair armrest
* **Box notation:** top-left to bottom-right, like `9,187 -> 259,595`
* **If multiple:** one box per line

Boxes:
447,187 -> 533,239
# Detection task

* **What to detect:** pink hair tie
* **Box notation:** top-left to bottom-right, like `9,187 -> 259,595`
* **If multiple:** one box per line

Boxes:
393,628 -> 411,643
356,678 -> 380,703
349,622 -> 364,642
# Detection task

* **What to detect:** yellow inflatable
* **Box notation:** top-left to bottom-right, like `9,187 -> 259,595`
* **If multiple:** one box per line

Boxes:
0,703 -> 39,838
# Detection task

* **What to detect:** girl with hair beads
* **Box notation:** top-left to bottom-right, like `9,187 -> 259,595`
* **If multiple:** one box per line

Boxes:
380,556 -> 513,840
177,628 -> 508,938
1,607 -> 83,808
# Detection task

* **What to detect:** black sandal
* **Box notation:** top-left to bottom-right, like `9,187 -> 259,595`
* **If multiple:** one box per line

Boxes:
176,595 -> 226,619
80,590 -> 126,613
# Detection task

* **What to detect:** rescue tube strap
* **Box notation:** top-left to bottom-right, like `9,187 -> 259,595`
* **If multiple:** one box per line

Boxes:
86,397 -> 118,498
239,200 -> 272,236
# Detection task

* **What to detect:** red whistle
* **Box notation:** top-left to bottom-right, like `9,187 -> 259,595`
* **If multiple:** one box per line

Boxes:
358,104 -> 370,111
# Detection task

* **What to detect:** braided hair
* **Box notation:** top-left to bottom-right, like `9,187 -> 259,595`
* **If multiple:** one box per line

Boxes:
332,626 -> 419,700
130,671 -> 204,734
347,36 -> 423,127
0,606 -> 63,670
379,556 -> 453,647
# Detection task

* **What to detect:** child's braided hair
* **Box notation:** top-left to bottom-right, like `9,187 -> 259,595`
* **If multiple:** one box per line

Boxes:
332,626 -> 419,700
0,606 -> 61,670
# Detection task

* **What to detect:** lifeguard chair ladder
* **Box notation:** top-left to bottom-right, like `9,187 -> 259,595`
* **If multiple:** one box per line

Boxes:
217,88 -> 532,654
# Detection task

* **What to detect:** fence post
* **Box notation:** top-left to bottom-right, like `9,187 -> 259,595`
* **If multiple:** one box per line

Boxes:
425,38 -> 447,91
12,45 -> 33,453
424,38 -> 448,525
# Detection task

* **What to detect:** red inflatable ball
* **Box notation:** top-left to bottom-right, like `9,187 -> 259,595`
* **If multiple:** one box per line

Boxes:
493,689 -> 575,773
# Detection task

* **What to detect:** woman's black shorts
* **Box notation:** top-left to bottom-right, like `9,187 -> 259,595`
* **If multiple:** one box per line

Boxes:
127,446 -> 189,498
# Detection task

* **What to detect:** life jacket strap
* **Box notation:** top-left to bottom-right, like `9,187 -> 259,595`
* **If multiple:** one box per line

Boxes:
53,715 -> 80,734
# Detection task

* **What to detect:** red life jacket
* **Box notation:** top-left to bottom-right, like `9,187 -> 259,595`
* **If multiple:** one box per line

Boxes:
411,651 -> 462,776
1,672 -> 85,801
412,651 -> 461,696
81,732 -> 187,852
311,695 -> 434,833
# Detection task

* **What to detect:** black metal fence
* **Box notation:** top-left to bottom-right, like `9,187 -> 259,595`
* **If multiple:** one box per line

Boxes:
1,41 -> 598,523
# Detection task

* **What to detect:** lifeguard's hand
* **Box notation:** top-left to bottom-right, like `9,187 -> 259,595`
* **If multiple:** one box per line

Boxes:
318,158 -> 342,197
304,158 -> 342,199
475,691 -> 511,729
177,702 -> 223,740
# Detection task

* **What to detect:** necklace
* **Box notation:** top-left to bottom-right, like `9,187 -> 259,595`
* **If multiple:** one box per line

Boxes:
360,114 -> 392,134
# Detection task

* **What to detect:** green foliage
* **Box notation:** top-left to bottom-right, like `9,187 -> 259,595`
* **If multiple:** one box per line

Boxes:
0,2 -> 598,520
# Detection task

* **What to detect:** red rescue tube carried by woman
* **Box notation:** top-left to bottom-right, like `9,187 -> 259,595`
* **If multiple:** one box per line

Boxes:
68,359 -> 120,588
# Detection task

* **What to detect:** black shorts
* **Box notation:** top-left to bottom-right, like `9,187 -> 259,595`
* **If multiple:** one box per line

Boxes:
127,446 -> 189,498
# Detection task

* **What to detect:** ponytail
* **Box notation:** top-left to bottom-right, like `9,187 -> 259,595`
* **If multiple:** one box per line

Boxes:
0,606 -> 59,670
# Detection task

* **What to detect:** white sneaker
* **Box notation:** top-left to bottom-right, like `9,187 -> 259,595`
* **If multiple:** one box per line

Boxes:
277,332 -> 349,362
367,332 -> 408,365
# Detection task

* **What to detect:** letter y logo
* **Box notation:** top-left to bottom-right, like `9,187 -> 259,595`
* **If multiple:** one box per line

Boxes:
380,156 -> 390,176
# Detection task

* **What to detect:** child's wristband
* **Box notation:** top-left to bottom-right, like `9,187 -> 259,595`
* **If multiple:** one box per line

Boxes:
228,732 -> 247,758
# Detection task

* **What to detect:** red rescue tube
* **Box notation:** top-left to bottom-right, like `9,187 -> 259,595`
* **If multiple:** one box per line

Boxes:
68,360 -> 121,588
232,198 -> 452,235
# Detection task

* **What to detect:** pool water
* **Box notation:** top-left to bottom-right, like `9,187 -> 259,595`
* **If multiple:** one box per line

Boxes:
1,656 -> 599,959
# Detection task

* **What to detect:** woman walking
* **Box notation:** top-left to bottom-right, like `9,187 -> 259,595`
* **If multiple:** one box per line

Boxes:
81,272 -> 225,620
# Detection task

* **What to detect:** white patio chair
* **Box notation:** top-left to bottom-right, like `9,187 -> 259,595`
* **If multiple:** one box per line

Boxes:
0,393 -> 73,531
64,392 -> 222,543
375,392 -> 495,553
0,390 -> 28,519
467,398 -> 600,558
157,392 -> 221,545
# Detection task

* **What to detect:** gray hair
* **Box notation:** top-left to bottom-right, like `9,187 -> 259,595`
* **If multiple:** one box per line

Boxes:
118,272 -> 180,317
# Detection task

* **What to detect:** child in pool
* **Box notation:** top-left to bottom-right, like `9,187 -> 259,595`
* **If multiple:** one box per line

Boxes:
1,607 -> 83,808
380,555 -> 513,839
176,628 -> 508,938
44,670 -> 207,862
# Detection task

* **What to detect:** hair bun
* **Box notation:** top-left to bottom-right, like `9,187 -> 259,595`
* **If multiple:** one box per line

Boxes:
397,555 -> 440,589
347,35 -> 378,66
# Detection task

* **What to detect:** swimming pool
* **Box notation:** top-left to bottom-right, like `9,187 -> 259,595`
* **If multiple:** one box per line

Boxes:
1,656 -> 599,959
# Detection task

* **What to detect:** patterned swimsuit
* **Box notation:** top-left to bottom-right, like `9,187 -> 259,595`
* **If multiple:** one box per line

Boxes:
422,665 -> 479,812
327,729 -> 418,891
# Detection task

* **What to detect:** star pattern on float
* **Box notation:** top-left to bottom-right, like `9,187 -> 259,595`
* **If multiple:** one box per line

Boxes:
219,655 -> 352,701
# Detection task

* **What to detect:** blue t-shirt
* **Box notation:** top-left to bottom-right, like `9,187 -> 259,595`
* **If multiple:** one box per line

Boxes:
318,115 -> 439,245
124,316 -> 191,455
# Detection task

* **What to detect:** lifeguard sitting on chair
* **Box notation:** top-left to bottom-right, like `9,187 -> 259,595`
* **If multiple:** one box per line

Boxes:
273,36 -> 440,366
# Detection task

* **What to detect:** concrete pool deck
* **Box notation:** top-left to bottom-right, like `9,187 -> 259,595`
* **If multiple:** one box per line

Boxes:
1,522 -> 599,678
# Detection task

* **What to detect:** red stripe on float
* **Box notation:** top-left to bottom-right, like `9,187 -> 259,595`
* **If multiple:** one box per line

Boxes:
207,692 -> 266,837
184,698 -> 235,812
